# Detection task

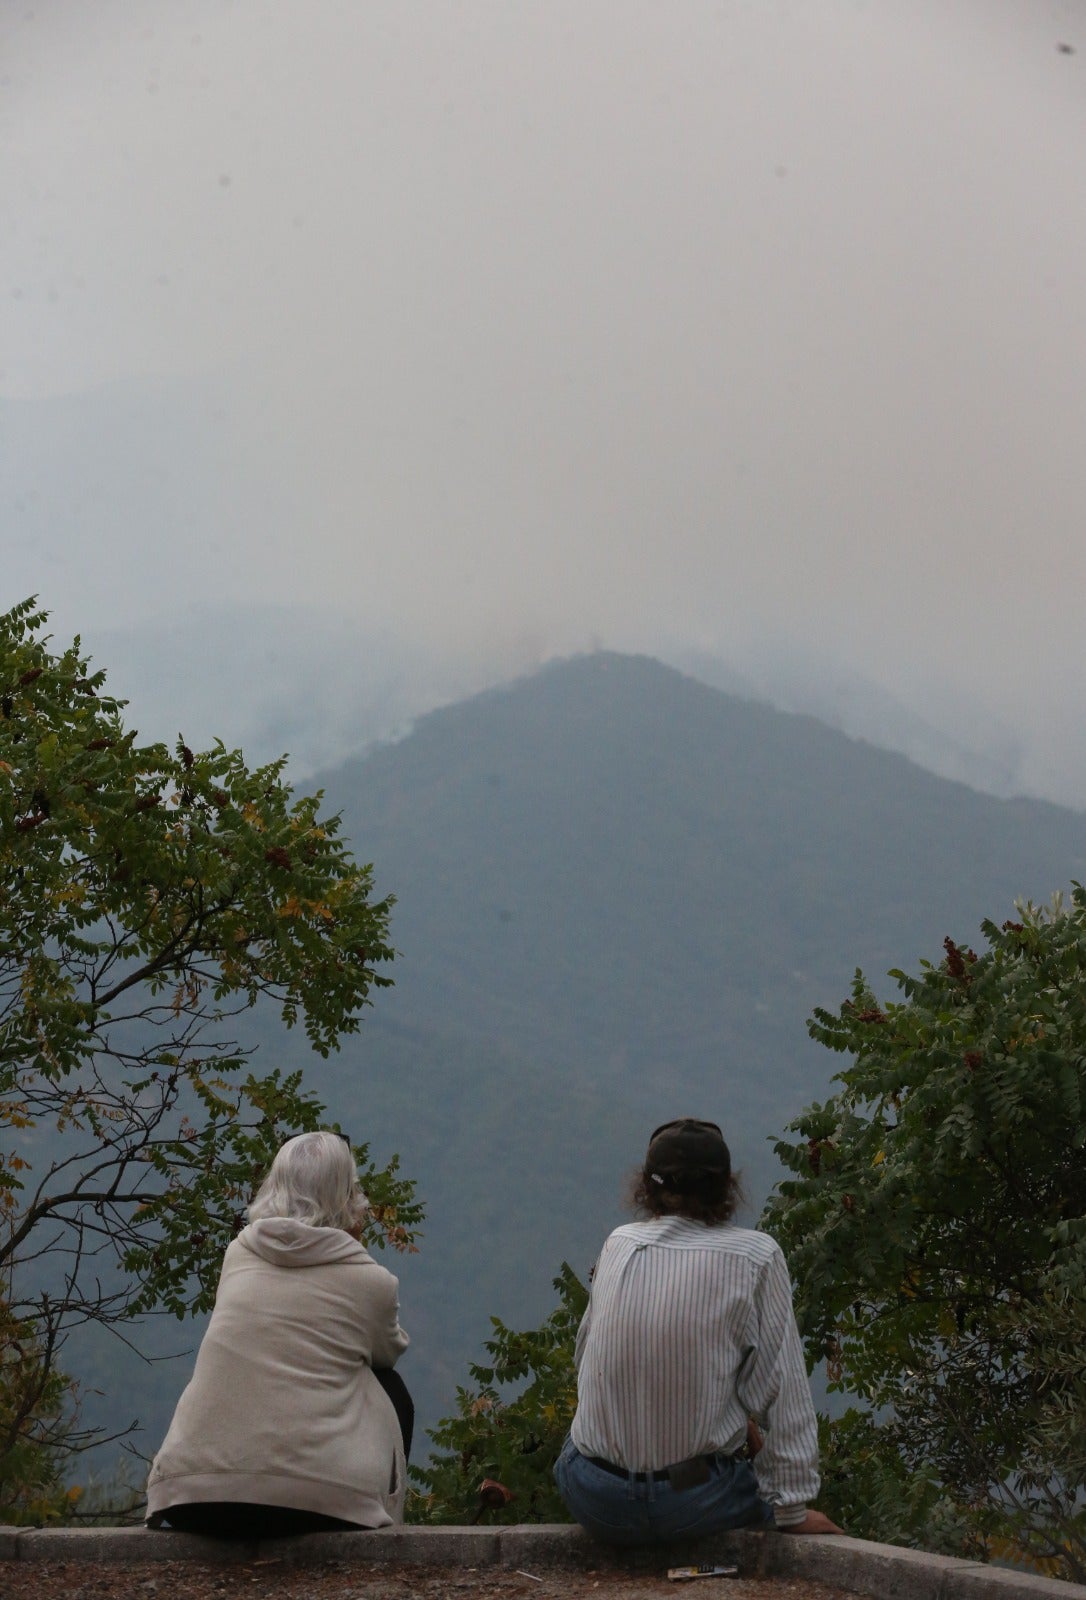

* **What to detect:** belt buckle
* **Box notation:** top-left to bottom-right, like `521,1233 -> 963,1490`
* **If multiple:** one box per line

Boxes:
665,1456 -> 712,1491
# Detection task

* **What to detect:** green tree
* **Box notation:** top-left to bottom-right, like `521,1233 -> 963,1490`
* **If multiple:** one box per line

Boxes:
0,1302 -> 83,1525
410,1262 -> 586,1525
0,599 -> 421,1502
763,891 -> 1086,1580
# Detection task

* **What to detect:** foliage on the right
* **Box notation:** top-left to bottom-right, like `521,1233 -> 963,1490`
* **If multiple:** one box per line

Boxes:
763,889 -> 1086,1582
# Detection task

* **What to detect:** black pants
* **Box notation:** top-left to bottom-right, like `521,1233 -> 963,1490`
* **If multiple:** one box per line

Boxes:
161,1502 -> 361,1538
159,1367 -> 414,1540
373,1365 -> 414,1462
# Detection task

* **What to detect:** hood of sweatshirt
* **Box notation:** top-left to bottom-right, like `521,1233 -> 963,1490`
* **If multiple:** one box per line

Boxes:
235,1217 -> 372,1268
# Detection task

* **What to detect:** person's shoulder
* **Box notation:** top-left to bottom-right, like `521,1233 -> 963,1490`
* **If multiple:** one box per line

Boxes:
603,1219 -> 786,1270
609,1221 -> 649,1243
718,1225 -> 785,1266
654,1218 -> 786,1265
355,1248 -> 401,1283
593,1221 -> 659,1260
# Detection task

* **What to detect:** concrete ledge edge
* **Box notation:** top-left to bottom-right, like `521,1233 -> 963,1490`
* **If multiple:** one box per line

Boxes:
1,1522 -> 1083,1599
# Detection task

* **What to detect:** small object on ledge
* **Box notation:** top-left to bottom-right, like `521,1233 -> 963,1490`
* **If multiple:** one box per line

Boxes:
667,1564 -> 741,1581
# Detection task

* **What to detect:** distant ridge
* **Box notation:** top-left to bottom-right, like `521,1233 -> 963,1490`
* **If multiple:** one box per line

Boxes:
674,646 -> 1030,801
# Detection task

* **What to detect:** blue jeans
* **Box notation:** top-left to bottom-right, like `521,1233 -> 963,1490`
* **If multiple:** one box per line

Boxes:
554,1436 -> 772,1548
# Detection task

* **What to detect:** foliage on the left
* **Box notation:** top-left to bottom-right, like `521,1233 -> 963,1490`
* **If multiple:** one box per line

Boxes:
0,598 -> 421,1521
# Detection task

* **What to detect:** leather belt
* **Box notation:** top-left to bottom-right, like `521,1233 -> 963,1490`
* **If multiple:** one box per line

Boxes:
587,1452 -> 722,1484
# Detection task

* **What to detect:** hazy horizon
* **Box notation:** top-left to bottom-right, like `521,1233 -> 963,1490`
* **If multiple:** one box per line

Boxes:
4,1 -> 1085,806
18,590 -> 1066,815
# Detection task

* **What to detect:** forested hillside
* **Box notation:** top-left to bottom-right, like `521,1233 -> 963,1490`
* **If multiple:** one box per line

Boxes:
305,653 -> 1086,1440
76,652 -> 1086,1463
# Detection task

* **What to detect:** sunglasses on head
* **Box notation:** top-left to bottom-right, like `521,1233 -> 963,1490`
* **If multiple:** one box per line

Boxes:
283,1130 -> 353,1149
649,1118 -> 724,1142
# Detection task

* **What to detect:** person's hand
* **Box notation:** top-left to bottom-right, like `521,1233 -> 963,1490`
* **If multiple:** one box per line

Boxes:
745,1417 -> 764,1458
780,1510 -> 844,1535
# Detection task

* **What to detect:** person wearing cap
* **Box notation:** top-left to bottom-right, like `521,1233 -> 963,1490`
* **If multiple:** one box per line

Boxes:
554,1118 -> 842,1546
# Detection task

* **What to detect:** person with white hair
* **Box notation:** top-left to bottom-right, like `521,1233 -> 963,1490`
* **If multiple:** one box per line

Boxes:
146,1130 -> 411,1538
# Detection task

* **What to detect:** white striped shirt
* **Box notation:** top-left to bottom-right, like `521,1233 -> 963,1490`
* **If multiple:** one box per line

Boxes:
569,1216 -> 819,1522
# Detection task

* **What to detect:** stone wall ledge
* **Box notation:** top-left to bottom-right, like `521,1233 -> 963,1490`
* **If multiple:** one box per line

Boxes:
0,1523 -> 1082,1599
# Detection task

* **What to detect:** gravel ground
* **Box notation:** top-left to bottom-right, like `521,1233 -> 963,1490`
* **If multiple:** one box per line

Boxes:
0,1562 -> 855,1600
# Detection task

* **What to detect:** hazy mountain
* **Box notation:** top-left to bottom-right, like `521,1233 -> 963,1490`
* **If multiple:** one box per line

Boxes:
308,653 -> 1086,1437
73,651 -> 1086,1466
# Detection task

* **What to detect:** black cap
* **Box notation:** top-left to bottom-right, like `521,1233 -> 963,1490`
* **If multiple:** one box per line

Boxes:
646,1118 -> 731,1182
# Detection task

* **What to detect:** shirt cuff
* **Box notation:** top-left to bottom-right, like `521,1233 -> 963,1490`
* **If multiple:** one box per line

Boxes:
772,1504 -> 808,1529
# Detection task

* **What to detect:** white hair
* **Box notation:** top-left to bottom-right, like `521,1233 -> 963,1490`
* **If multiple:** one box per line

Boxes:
248,1131 -> 369,1234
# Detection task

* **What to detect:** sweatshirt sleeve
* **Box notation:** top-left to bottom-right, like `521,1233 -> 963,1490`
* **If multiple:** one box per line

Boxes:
367,1268 -> 410,1369
737,1243 -> 820,1520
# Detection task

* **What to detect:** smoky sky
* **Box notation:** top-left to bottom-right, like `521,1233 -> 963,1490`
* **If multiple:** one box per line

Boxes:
3,1 -> 1085,804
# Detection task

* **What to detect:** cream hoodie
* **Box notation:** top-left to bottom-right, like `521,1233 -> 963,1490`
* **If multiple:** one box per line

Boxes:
146,1218 -> 410,1529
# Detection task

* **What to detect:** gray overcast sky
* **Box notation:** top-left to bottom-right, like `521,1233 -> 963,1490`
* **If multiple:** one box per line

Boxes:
3,1 -> 1085,803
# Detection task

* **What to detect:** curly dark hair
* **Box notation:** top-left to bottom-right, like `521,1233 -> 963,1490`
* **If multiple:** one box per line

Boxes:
629,1164 -> 743,1226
